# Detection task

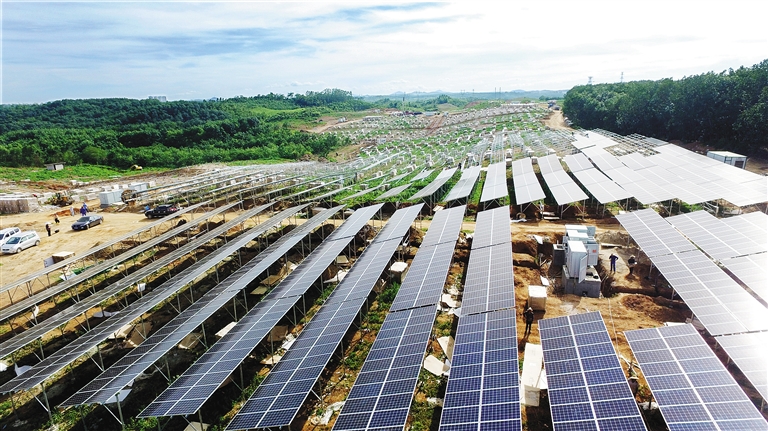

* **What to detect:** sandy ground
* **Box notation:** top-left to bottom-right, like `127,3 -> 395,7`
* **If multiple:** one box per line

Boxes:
0,201 -> 156,286
541,109 -> 570,130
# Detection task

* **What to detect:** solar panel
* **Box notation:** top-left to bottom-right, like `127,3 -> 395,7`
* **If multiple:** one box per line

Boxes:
0,203 -> 275,394
547,181 -> 589,206
563,153 -> 595,173
716,332 -> 768,403
626,324 -> 768,431
332,306 -> 436,431
462,243 -> 514,316
377,184 -> 411,200
389,242 -> 457,312
480,162 -> 508,203
61,205 -> 339,407
720,212 -> 768,248
439,309 -> 520,431
540,311 -> 646,431
650,251 -> 768,336
224,206 -> 422,429
412,169 -> 434,182
512,161 -> 546,205
411,168 -> 457,200
445,166 -> 481,202
419,205 -> 466,248
572,170 -> 632,204
667,211 -> 766,260
469,206 -> 508,249
615,209 -> 697,257
538,155 -> 564,174
138,296 -> 299,418
330,204 -> 384,240
721,254 -> 768,302
0,200 -> 243,327
617,152 -> 655,171
342,185 -> 384,202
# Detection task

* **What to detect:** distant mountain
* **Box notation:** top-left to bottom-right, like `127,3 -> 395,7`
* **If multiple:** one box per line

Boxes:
359,89 -> 567,102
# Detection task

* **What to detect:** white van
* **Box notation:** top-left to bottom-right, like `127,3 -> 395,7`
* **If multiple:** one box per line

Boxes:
0,227 -> 21,245
1,231 -> 41,254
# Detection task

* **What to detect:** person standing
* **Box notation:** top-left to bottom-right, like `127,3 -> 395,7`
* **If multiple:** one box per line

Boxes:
45,222 -> 52,237
54,214 -> 60,224
524,307 -> 535,336
609,253 -> 619,272
70,206 -> 75,217
628,255 -> 637,275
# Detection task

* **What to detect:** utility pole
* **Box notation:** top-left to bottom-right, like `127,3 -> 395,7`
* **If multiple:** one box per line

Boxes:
588,76 -> 593,85
620,72 -> 624,83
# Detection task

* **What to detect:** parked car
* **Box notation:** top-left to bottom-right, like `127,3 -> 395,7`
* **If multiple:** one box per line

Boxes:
72,215 -> 104,230
145,204 -> 179,218
0,227 -> 21,245
1,231 -> 40,254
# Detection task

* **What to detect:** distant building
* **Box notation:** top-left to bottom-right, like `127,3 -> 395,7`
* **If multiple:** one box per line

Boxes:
148,96 -> 167,102
707,151 -> 747,169
45,162 -> 65,171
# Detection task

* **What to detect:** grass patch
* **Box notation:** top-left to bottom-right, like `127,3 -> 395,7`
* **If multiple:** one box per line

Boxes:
0,165 -> 167,183
225,158 -> 293,166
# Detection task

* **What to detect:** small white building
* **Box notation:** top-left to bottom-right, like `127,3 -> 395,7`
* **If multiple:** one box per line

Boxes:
707,150 -> 747,169
45,162 -> 65,171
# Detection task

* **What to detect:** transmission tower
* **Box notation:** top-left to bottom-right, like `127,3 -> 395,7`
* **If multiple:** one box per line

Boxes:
621,72 -> 624,83
588,76 -> 593,85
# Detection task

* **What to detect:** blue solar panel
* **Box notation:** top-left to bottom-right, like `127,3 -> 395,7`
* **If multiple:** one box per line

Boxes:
439,309 -> 520,431
540,311 -> 646,431
626,324 -> 768,431
332,306 -> 435,431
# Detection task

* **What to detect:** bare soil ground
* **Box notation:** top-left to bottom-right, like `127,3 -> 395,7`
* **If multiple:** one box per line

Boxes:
541,110 -> 570,130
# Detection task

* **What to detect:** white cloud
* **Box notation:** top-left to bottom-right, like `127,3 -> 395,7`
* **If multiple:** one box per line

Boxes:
2,1 -> 767,103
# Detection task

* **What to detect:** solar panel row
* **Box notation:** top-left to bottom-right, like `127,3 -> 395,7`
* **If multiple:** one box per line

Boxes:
377,183 -> 412,200
626,324 -> 768,431
0,203 -> 275,394
224,205 -> 422,430
715,332 -> 768,404
614,209 -> 696,258
538,157 -> 588,206
138,205 -> 387,419
62,205 -> 339,407
445,166 -> 482,202
539,312 -> 647,431
667,210 -> 766,260
480,162 -> 508,203
332,206 -> 464,430
511,158 -> 546,205
332,306 -> 437,431
411,168 -> 458,200
0,200 -> 242,328
439,309 -> 520,431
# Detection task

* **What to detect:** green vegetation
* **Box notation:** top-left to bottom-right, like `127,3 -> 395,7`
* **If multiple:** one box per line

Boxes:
0,89 -> 368,169
562,59 -> 768,157
0,164 -> 165,182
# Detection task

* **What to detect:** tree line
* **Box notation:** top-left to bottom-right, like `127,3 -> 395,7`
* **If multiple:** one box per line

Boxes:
562,59 -> 768,157
0,89 -> 369,168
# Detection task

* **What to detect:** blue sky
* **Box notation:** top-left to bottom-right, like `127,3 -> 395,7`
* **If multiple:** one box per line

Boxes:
3,1 -> 767,104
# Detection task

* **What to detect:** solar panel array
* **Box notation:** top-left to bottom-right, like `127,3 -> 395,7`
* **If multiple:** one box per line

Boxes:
377,183 -> 411,200
721,211 -> 768,245
540,312 -> 647,431
412,169 -> 434,182
614,209 -> 697,258
62,205 -> 341,407
1,201 -> 239,325
649,251 -> 768,336
411,168 -> 458,200
563,153 -> 595,172
0,199 -> 211,298
626,324 -> 768,431
439,309 -> 520,431
602,166 -> 676,205
445,166 -> 481,202
616,209 -> 768,337
511,158 -> 545,205
139,204 -> 387,418
715,332 -> 768,403
571,169 -> 632,204
332,206 -> 463,430
480,162 -> 508,203
333,306 -> 437,431
224,205 -> 422,430
440,206 -> 520,430
0,203 -> 276,394
721,254 -> 768,302
667,211 -> 766,260
580,147 -> 625,172
538,155 -> 588,206
460,208 -> 514,316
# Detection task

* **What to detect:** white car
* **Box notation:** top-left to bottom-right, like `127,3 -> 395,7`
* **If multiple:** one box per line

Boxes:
1,231 -> 41,254
0,227 -> 21,245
